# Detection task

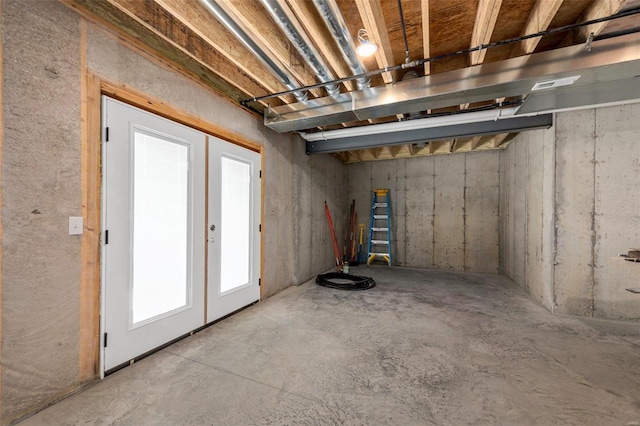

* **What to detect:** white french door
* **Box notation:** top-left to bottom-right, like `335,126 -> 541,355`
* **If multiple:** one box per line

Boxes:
101,97 -> 261,374
101,97 -> 206,372
207,137 -> 261,322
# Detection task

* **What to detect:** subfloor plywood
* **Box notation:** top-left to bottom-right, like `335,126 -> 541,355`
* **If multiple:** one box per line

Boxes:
21,267 -> 640,425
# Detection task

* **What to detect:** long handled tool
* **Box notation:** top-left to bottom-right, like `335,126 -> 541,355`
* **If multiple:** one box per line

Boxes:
357,223 -> 365,264
343,199 -> 355,262
324,201 -> 343,272
349,212 -> 358,262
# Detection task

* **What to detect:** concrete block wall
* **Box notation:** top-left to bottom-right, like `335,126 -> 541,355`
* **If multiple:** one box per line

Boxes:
501,103 -> 640,320
0,1 -> 343,422
346,151 -> 500,273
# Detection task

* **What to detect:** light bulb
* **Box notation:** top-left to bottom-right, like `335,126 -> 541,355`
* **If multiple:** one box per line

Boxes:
356,40 -> 378,57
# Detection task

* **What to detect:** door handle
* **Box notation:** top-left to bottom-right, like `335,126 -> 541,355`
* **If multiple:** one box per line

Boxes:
210,224 -> 216,231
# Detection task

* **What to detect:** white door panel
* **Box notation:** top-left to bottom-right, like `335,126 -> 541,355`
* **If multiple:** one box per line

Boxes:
101,97 -> 261,374
207,137 -> 261,322
102,97 -> 205,372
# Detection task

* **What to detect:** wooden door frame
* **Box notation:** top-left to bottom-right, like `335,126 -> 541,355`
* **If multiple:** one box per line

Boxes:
80,73 -> 264,380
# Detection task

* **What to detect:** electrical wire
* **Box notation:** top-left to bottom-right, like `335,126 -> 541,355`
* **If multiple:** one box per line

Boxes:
241,6 -> 640,105
315,273 -> 376,291
397,0 -> 410,63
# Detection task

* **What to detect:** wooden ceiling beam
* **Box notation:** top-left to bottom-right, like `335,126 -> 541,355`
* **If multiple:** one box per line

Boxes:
376,146 -> 392,160
395,144 -> 412,158
65,0 -> 280,109
346,151 -> 359,163
285,0 -> 356,92
510,0 -> 563,57
360,149 -> 376,162
355,0 -> 402,119
112,0 -> 288,100
150,0 -> 298,102
338,151 -> 348,163
218,0 -> 323,99
421,0 -> 431,76
355,0 -> 396,84
563,0 -> 627,45
469,0 -> 503,66
470,136 -> 482,151
486,133 -> 509,148
432,140 -> 451,154
462,0 -> 503,111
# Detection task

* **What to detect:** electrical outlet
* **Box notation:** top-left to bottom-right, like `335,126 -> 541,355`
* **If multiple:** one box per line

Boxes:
69,216 -> 83,235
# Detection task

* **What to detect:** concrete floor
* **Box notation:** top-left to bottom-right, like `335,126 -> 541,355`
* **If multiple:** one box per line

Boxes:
22,267 -> 640,425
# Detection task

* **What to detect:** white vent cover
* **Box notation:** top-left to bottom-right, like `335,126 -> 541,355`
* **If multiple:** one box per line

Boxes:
532,75 -> 581,91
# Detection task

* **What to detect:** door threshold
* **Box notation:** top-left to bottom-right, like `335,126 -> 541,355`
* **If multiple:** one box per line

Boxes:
104,299 -> 259,376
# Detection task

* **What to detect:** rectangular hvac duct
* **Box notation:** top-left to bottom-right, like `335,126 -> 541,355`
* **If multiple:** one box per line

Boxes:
265,32 -> 640,133
518,76 -> 640,115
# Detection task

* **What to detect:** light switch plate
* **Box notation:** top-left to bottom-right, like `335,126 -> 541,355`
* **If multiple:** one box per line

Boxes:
69,216 -> 83,235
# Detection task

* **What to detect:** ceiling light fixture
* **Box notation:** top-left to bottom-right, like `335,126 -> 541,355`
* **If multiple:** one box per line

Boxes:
355,29 -> 378,57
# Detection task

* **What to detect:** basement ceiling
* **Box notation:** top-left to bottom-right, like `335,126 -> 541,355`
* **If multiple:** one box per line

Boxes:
65,0 -> 640,162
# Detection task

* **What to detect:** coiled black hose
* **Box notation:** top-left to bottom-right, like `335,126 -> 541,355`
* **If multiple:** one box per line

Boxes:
315,273 -> 376,291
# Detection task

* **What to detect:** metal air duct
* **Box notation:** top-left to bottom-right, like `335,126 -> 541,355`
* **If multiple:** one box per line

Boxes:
312,0 -> 370,90
200,0 -> 308,102
261,0 -> 340,97
265,32 -> 640,132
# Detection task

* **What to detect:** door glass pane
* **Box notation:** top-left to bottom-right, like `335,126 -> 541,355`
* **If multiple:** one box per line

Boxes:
220,157 -> 251,292
132,131 -> 190,324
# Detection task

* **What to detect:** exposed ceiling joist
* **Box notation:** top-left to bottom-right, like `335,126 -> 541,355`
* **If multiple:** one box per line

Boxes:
469,0 -> 503,65
470,136 -> 482,151
510,0 -> 563,57
421,0 -> 431,76
267,33 -> 640,132
217,0 -> 323,99
565,0 -> 628,45
355,0 -> 395,84
65,0 -> 280,108
285,0 -> 356,92
148,0 -> 291,101
490,133 -> 510,148
67,0 -> 640,163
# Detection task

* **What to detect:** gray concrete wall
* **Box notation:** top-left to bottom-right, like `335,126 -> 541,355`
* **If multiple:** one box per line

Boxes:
0,1 -> 343,421
500,126 -> 555,310
347,151 -> 500,273
291,136 -> 347,285
553,109 -> 597,316
502,103 -> 640,320
1,1 -> 82,421
554,104 -> 640,320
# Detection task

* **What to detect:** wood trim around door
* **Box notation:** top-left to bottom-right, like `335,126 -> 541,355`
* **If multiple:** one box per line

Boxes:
99,78 -> 262,153
81,73 -> 265,379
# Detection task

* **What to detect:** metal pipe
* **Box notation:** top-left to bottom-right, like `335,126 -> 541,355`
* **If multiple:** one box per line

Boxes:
200,0 -> 308,101
265,31 -> 640,132
397,0 -> 410,63
312,0 -> 370,90
261,0 -> 340,97
243,5 -> 640,105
